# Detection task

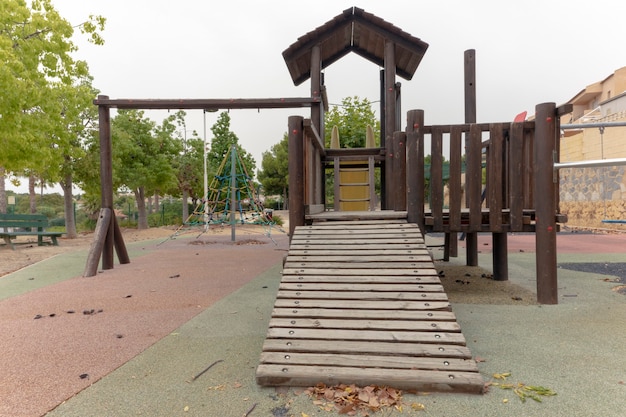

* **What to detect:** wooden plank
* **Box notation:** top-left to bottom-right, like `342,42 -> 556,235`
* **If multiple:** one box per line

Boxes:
271,308 -> 456,321
277,290 -> 449,301
282,268 -> 439,276
293,225 -> 421,233
291,232 -> 422,240
268,318 -> 460,332
287,248 -> 431,256
488,123 -> 504,231
304,219 -> 408,226
283,262 -> 434,270
259,352 -> 477,372
467,124 -> 483,232
509,121 -> 525,230
256,365 -> 485,393
280,275 -> 441,284
286,254 -> 432,262
266,328 -> 466,344
306,210 -> 407,222
273,299 -> 451,311
279,283 -> 445,292
449,125 -> 463,230
430,126 -> 444,230
289,238 -> 424,245
261,339 -> 472,358
300,222 -> 419,229
288,243 -> 428,250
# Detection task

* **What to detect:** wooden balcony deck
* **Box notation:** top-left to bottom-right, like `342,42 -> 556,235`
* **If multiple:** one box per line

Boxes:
256,219 -> 484,393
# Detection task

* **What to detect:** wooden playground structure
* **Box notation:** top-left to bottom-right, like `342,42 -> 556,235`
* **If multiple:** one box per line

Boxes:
87,7 -> 568,393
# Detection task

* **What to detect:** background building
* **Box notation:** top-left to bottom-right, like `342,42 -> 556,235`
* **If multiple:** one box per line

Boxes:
559,67 -> 626,230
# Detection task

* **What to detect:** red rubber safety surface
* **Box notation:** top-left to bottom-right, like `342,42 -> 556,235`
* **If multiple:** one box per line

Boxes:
0,234 -> 289,417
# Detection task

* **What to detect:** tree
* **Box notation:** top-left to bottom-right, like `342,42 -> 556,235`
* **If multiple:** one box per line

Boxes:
0,0 -> 104,213
111,110 -> 182,229
56,77 -> 100,238
175,132 -> 205,221
257,133 -> 289,207
325,96 -> 380,148
208,112 -> 256,177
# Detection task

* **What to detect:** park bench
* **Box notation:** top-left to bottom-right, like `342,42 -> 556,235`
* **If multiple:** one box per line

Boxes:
0,213 -> 64,250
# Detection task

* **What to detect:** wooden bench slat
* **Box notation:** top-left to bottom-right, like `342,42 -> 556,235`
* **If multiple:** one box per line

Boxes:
0,214 -> 63,249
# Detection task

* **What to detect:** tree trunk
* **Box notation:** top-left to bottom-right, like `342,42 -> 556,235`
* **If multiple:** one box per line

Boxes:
154,192 -> 160,214
182,189 -> 189,222
28,174 -> 37,214
60,174 -> 77,238
134,187 -> 149,229
147,195 -> 153,214
283,185 -> 288,210
0,167 -> 6,214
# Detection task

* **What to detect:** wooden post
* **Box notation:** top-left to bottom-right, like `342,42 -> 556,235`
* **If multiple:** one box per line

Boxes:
310,45 -> 323,207
490,124 -> 508,280
84,208 -> 111,277
384,40 -> 396,210
534,102 -> 558,304
288,116 -> 305,238
406,110 -> 424,229
464,50 -> 478,266
392,132 -> 406,210
83,96 -> 132,276
98,96 -> 115,270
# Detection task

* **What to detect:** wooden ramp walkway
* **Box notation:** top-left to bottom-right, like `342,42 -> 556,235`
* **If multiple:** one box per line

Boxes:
256,218 -> 484,394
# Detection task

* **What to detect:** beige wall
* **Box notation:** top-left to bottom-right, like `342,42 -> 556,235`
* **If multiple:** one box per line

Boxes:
559,68 -> 626,229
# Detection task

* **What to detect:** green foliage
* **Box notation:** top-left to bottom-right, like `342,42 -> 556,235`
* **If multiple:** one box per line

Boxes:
208,112 -> 255,178
325,96 -> 380,148
0,0 -> 105,175
257,133 -> 288,198
173,112 -> 205,200
112,110 -> 182,195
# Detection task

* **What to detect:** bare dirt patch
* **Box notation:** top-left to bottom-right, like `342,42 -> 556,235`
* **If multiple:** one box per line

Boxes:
435,262 -> 538,305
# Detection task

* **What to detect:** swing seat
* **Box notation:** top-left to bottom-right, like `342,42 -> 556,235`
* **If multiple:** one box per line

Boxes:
601,219 -> 626,224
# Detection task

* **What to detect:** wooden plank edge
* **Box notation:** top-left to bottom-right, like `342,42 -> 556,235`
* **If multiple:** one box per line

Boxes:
255,365 -> 485,394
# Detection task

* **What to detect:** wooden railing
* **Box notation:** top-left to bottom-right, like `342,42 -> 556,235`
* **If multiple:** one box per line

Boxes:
288,103 -> 571,304
404,106 -> 568,235
288,117 -> 325,236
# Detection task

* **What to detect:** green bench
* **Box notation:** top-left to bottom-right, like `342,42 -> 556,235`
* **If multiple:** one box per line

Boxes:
0,213 -> 64,250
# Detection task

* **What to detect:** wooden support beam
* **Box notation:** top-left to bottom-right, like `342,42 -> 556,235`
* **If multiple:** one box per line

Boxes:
384,40 -> 396,210
93,97 -> 319,110
464,49 -> 478,267
392,132 -> 407,210
84,208 -> 111,277
406,110 -> 424,230
289,116 -> 305,237
98,96 -> 115,270
534,102 -> 558,304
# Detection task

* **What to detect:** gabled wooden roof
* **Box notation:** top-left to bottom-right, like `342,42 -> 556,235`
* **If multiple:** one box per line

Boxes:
283,7 -> 429,86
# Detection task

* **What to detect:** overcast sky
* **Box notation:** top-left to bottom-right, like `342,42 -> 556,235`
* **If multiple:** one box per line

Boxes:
9,0 -> 626,193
